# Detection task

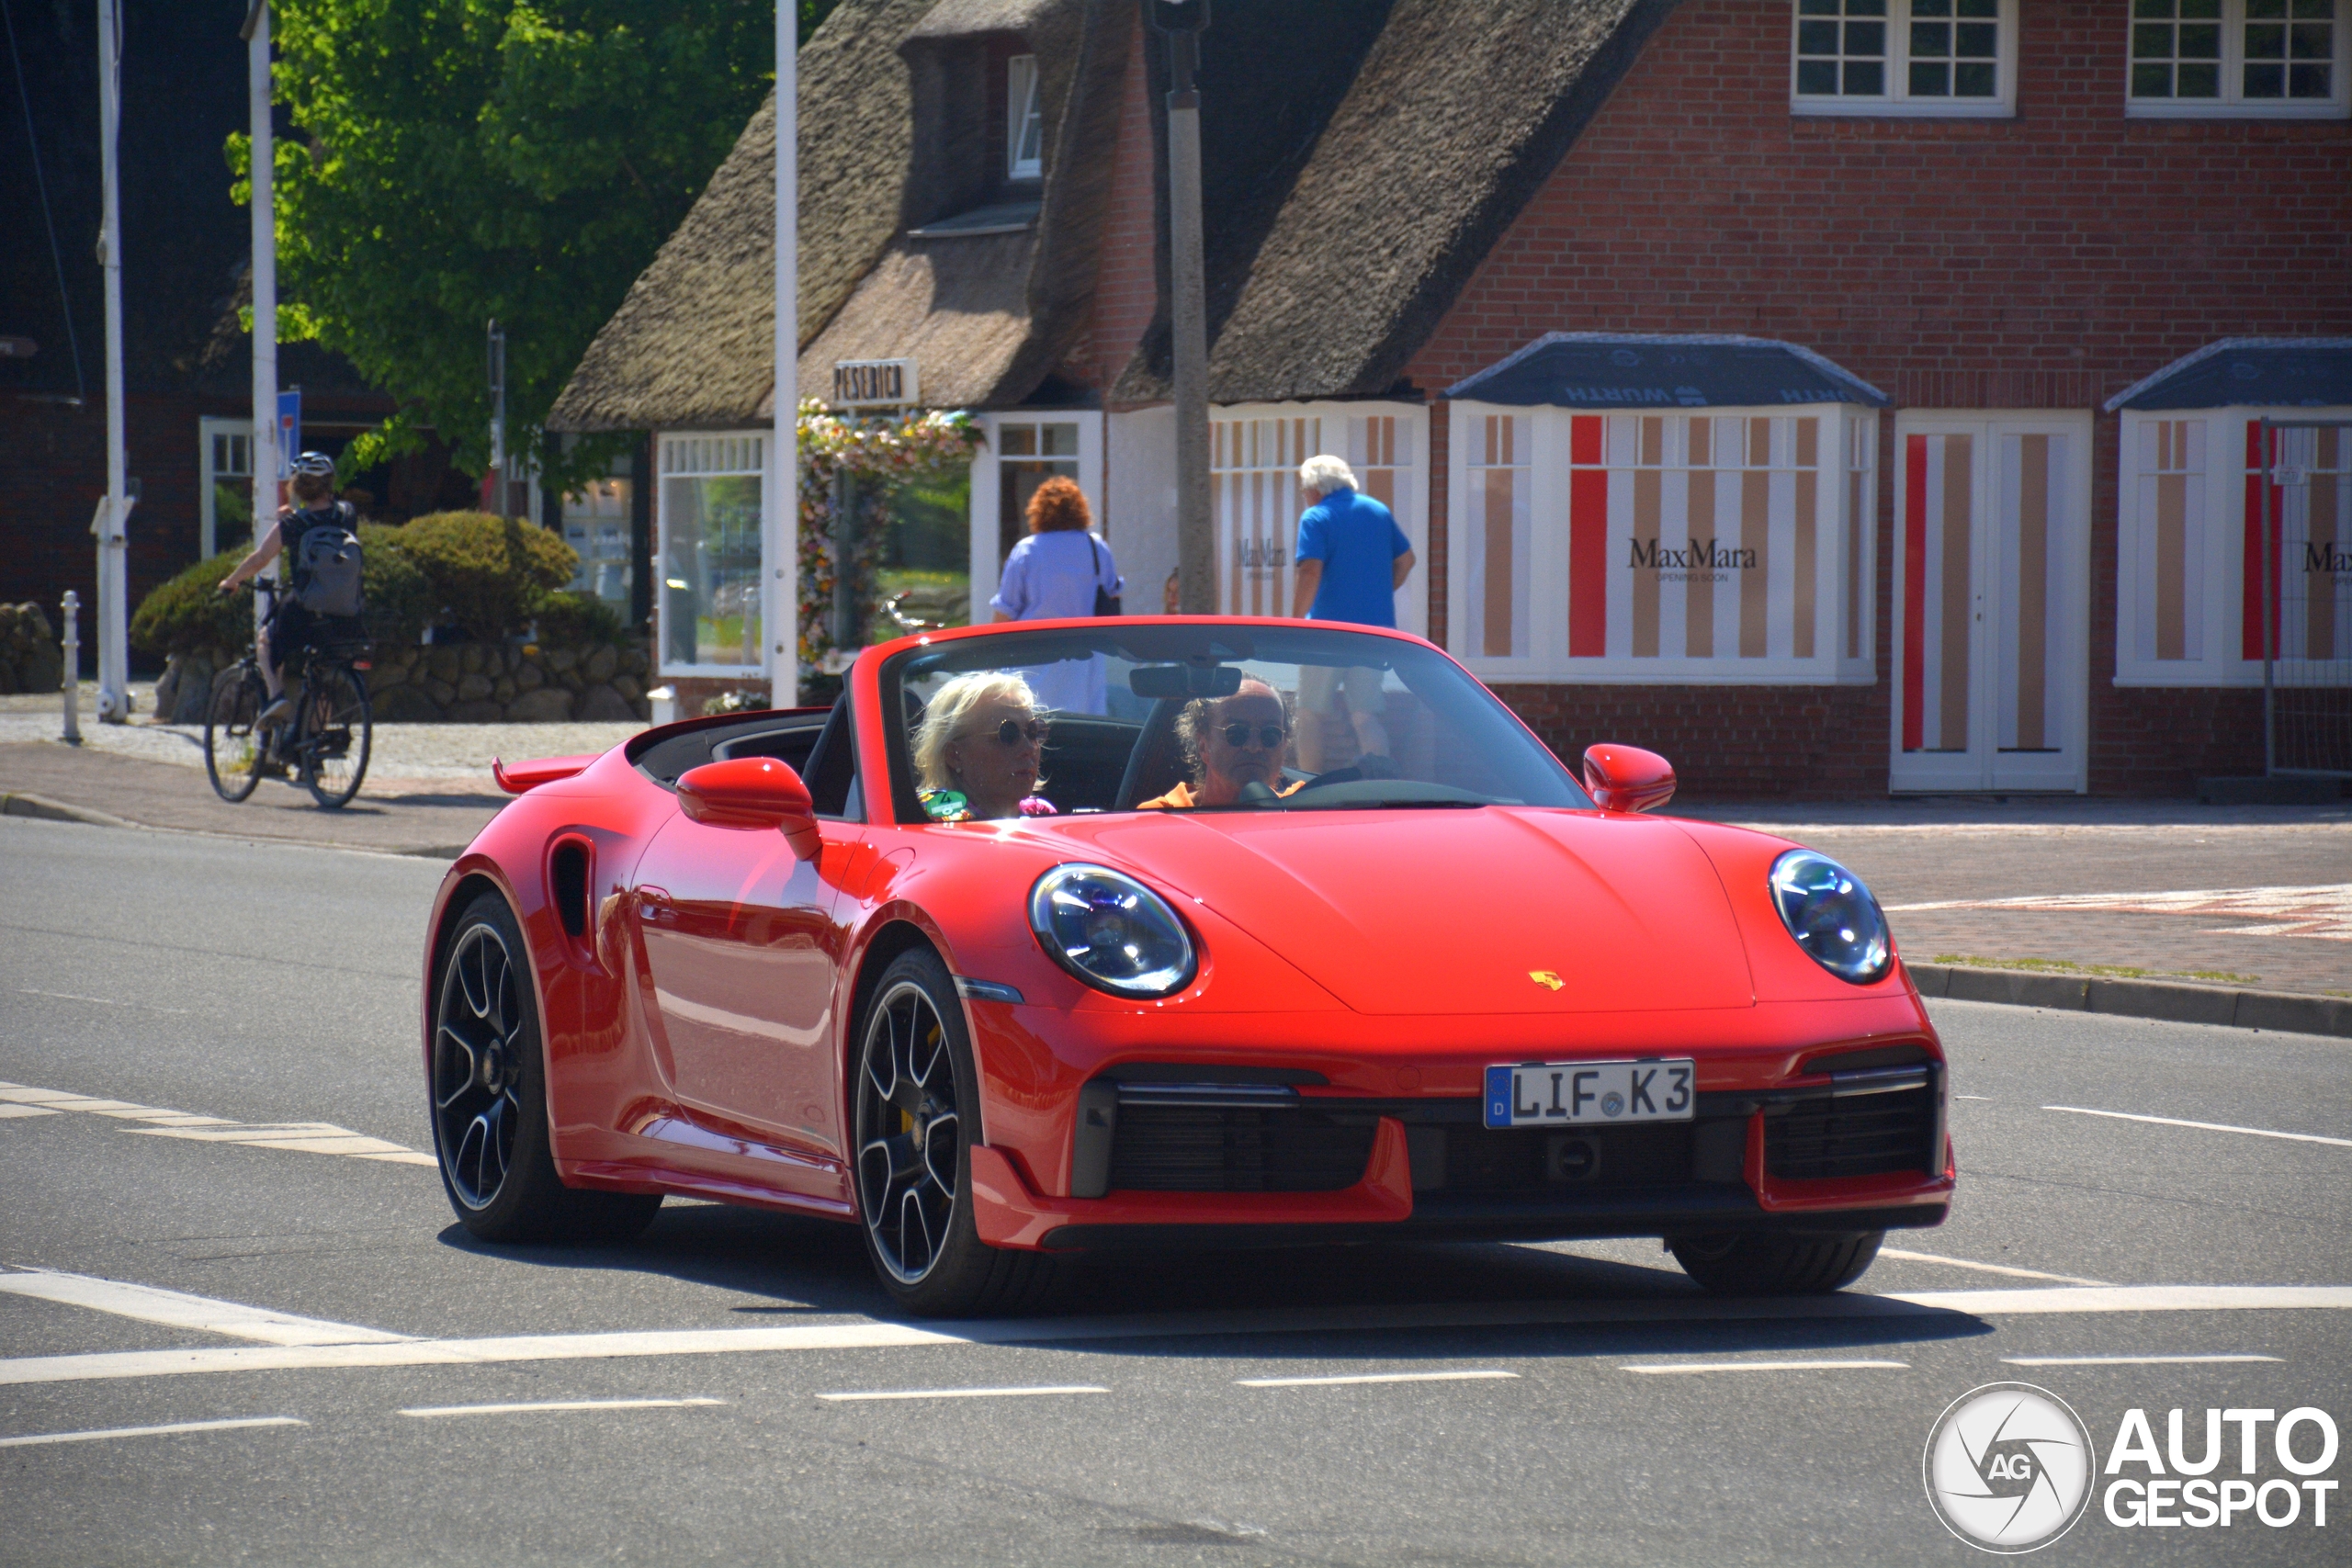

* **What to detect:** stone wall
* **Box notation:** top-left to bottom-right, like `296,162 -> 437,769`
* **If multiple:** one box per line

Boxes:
153,639 -> 653,724
0,604 -> 65,695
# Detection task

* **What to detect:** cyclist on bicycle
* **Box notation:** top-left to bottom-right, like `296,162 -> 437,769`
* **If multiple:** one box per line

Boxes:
215,452 -> 357,728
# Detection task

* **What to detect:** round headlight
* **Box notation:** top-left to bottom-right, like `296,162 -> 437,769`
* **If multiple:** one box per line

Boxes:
1028,863 -> 1198,998
1769,849 -> 1893,985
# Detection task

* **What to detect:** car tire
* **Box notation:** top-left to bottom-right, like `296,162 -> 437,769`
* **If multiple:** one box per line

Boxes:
852,947 -> 1057,1317
1666,1230 -> 1883,1296
429,890 -> 662,1246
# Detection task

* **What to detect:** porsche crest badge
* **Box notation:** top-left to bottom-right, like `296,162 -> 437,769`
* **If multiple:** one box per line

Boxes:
1528,970 -> 1565,990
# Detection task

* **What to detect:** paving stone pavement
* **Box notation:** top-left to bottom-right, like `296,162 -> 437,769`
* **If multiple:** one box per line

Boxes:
3,694 -> 2346,998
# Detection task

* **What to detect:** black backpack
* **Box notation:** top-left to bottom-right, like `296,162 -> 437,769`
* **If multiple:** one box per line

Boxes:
292,503 -> 365,616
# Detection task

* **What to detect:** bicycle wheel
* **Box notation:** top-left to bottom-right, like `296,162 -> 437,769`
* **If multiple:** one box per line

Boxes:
298,660 -> 372,809
203,666 -> 267,803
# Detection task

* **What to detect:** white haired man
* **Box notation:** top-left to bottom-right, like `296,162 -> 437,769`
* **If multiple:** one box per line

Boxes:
1289,454 -> 1415,772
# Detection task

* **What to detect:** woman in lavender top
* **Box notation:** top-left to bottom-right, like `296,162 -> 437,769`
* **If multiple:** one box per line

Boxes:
989,477 -> 1122,715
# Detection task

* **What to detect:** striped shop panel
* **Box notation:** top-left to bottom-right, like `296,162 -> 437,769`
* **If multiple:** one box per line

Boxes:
1902,432 -> 1974,754
1464,413 -> 1532,659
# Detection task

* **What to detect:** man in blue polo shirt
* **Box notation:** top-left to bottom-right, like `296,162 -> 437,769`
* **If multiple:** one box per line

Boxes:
1289,454 -> 1416,772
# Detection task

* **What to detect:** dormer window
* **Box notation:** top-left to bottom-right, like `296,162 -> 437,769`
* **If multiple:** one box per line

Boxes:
1008,54 -> 1044,179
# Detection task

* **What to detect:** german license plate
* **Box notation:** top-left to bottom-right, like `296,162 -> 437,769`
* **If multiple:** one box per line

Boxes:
1483,1059 -> 1695,1129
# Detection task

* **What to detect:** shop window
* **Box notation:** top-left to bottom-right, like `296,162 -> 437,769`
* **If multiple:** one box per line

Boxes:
1792,0 -> 2016,115
995,421 -> 1080,562
2114,412 -> 2352,682
658,434 -> 764,675
563,474 -> 634,609
2128,0 -> 2347,117
1450,405 -> 1875,683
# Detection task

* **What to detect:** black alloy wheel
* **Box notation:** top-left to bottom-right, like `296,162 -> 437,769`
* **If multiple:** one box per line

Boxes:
428,891 -> 661,1244
202,666 -> 267,803
298,661 -> 372,808
851,948 -> 1057,1316
1667,1230 -> 1884,1295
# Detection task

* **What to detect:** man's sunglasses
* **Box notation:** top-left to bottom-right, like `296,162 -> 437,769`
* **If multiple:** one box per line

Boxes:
1220,722 -> 1287,750
987,718 -> 1049,746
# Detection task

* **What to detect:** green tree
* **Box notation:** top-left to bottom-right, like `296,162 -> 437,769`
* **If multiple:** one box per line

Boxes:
229,2 -> 831,496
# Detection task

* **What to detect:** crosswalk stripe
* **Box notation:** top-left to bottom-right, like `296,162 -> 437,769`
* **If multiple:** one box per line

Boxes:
0,1080 -> 435,1168
0,1268 -> 413,1347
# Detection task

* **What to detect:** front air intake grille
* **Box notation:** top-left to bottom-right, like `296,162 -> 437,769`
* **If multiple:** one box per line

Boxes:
1108,1107 -> 1375,1193
1437,1122 -> 1696,1194
1766,1087 -> 1935,1180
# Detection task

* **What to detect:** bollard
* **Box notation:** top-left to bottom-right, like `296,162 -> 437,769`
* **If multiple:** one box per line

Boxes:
60,590 -> 81,744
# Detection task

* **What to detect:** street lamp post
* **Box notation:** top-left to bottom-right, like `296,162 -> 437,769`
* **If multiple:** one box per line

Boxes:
769,1 -> 799,707
1152,1 -> 1213,615
95,0 -> 130,721
241,2 -> 277,634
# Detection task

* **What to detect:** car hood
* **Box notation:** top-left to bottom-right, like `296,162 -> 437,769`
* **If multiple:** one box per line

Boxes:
1047,807 -> 1754,1016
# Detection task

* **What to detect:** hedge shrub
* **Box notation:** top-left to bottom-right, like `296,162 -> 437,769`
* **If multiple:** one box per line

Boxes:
131,529 -> 436,657
394,511 -> 578,642
532,590 -> 629,648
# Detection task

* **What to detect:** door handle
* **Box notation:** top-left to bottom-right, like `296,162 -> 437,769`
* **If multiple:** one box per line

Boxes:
638,886 -> 673,922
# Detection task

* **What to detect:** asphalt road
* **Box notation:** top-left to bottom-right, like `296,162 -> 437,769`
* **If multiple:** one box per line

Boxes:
1,815 -> 2346,1566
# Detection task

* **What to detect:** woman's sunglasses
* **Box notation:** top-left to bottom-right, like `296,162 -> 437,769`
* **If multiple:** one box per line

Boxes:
1220,722 -> 1287,750
987,717 -> 1049,747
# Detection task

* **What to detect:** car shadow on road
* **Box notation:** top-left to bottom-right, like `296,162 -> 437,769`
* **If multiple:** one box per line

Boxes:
437,1205 -> 1994,1364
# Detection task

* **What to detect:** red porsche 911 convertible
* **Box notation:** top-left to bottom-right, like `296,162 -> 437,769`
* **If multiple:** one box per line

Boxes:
424,617 -> 1953,1315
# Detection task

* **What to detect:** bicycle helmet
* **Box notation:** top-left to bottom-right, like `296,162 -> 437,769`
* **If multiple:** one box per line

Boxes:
289,451 -> 337,479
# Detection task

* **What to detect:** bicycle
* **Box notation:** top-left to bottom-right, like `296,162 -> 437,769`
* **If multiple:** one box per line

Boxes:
203,581 -> 374,809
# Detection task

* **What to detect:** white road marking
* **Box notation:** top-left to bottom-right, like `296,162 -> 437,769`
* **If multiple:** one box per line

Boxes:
1623,1359 -> 1909,1374
1237,1370 -> 1519,1388
400,1397 -> 727,1418
817,1384 -> 1108,1403
0,1079 -> 435,1166
0,1268 -> 413,1347
6,1284 -> 2349,1388
2002,1354 -> 2285,1367
15,987 -> 191,1014
1955,1094 -> 1993,1100
1878,1248 -> 2109,1286
2042,1105 -> 2352,1149
0,1416 -> 304,1449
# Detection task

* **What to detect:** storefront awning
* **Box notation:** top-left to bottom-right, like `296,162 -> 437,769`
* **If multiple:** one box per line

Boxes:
1443,333 -> 1888,411
2104,338 -> 2352,412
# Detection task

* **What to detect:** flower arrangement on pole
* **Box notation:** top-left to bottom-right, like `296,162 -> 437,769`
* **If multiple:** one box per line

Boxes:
794,399 -> 978,685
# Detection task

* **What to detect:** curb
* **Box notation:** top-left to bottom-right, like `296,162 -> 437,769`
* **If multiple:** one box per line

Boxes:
1,789 -> 469,861
0,790 -> 141,831
1909,962 -> 2351,1040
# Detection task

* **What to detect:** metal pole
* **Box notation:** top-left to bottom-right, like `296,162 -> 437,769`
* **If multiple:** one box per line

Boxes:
768,3 -> 800,706
487,319 -> 506,515
2262,418 -> 2276,777
60,591 -> 81,744
96,0 -> 129,722
1160,6 -> 1214,614
243,1 -> 277,635
833,466 -> 857,653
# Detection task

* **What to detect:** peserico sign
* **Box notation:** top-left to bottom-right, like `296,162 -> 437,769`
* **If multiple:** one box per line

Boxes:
832,358 -> 919,409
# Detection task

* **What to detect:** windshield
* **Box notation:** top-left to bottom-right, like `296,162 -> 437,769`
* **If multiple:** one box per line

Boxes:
878,624 -> 1590,822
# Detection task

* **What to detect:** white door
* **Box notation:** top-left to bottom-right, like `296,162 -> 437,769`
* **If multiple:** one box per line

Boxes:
1892,413 -> 2089,793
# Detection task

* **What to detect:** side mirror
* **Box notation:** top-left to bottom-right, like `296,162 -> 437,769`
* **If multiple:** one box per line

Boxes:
1583,743 -> 1676,814
677,757 -> 821,858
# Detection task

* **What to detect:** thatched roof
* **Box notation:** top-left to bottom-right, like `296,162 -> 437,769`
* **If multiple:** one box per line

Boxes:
553,0 -> 1685,427
548,0 -> 937,433
1116,0 -> 1681,405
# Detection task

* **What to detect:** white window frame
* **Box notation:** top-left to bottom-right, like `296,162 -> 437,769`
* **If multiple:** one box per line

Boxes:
2114,405 -> 2352,684
1444,401 -> 1877,686
1791,0 -> 2018,118
1007,54 -> 1044,180
656,430 -> 768,679
198,416 -> 254,560
968,410 -> 1104,616
2125,0 -> 2350,119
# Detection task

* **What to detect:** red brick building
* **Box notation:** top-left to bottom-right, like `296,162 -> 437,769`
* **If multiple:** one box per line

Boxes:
553,0 -> 2351,795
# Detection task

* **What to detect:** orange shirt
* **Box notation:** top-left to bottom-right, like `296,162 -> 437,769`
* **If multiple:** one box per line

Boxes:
1138,778 -> 1303,809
